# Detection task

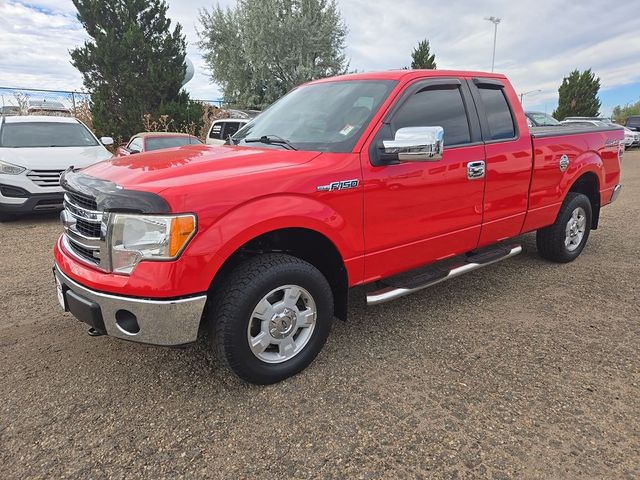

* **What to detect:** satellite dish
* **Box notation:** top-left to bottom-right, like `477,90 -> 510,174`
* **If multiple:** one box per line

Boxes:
182,57 -> 194,86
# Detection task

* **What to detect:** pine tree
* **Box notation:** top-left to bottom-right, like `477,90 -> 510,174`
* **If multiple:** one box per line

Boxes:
71,0 -> 197,139
553,69 -> 601,120
410,40 -> 437,69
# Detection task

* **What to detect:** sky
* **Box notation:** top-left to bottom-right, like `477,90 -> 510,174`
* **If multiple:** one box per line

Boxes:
0,0 -> 639,115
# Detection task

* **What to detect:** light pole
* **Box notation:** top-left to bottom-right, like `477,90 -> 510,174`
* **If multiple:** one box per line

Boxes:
520,89 -> 542,104
485,16 -> 501,72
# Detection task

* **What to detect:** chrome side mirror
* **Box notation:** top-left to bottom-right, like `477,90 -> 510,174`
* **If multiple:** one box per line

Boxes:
100,136 -> 114,146
382,126 -> 444,162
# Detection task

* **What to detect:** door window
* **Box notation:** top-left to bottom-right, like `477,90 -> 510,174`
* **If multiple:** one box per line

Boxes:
128,137 -> 144,152
392,87 -> 471,146
477,87 -> 516,140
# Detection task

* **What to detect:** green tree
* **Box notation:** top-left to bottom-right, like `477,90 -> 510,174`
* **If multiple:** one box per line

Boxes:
612,99 -> 640,124
198,0 -> 348,109
410,39 -> 437,69
71,0 -> 199,139
552,69 -> 601,120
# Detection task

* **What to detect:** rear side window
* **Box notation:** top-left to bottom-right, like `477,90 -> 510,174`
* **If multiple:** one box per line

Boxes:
477,87 -> 516,140
392,87 -> 471,146
209,122 -> 225,140
222,121 -> 242,139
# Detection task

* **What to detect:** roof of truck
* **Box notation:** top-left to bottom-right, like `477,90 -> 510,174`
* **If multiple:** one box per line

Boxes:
309,69 -> 507,85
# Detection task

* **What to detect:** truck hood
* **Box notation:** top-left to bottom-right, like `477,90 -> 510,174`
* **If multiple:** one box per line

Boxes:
82,144 -> 321,192
0,145 -> 112,170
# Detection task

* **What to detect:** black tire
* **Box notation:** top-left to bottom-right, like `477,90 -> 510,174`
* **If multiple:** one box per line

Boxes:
208,253 -> 333,384
536,192 -> 592,263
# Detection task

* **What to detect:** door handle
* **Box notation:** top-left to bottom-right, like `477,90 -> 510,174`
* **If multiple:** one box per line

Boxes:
467,160 -> 485,180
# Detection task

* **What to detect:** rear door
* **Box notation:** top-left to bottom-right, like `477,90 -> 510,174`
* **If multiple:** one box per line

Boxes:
468,78 -> 534,246
361,78 -> 486,280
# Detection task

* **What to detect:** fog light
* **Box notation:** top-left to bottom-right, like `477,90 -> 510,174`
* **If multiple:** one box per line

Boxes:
115,309 -> 140,335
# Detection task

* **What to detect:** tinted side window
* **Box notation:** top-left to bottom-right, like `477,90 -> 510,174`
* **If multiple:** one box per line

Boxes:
223,121 -> 242,138
209,122 -> 225,140
392,88 -> 471,146
477,87 -> 516,140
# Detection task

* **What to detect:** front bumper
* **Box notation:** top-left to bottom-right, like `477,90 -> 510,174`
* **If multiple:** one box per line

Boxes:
0,186 -> 64,214
54,265 -> 207,346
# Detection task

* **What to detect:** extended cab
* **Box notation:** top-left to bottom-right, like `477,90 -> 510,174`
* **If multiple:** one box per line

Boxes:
53,70 -> 623,384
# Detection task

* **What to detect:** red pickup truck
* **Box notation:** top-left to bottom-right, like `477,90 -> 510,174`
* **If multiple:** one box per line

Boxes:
54,70 -> 623,384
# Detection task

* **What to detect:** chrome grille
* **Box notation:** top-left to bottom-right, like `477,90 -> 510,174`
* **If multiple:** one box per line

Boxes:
62,192 -> 105,269
27,169 -> 64,187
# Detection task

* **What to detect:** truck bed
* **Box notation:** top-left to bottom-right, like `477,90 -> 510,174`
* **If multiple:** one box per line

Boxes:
530,125 -> 621,138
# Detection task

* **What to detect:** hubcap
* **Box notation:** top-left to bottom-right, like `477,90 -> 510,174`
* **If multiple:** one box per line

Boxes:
247,285 -> 317,364
565,207 -> 587,252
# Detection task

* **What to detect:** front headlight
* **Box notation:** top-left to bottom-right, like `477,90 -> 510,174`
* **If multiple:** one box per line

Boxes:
0,160 -> 26,175
110,213 -> 197,274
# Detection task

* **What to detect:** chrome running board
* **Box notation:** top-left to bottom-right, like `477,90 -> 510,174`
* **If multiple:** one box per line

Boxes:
366,245 -> 522,306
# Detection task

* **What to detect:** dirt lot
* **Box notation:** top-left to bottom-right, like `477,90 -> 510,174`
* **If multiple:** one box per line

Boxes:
1,151 -> 639,479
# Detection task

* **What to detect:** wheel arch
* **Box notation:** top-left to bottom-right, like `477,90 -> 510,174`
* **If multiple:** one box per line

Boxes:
567,170 -> 601,229
206,226 -> 350,322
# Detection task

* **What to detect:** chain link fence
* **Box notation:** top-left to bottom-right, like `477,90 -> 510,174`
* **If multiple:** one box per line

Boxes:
0,87 -> 92,116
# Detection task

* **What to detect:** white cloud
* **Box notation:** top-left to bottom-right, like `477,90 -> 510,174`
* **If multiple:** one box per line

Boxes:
1,0 -> 639,110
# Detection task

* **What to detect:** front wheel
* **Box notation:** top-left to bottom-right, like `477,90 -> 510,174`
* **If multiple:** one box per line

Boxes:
536,192 -> 592,263
209,254 -> 333,384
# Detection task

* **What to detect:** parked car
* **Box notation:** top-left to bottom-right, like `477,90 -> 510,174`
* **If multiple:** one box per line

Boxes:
622,126 -> 640,148
116,132 -> 202,156
27,100 -> 71,116
0,115 -> 112,220
563,116 -> 615,124
625,115 -> 640,132
206,118 -> 251,145
560,119 -> 611,128
54,70 -> 623,384
524,111 -> 560,126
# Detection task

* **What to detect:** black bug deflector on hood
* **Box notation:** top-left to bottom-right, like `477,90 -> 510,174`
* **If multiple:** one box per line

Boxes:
60,167 -> 170,214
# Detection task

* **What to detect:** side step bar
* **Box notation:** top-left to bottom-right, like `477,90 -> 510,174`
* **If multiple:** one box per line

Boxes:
367,245 -> 522,306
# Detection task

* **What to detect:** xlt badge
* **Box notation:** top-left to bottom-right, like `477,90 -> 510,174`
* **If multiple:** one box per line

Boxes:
317,179 -> 359,192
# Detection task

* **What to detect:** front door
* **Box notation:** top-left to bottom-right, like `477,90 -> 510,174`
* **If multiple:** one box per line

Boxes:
361,78 -> 486,282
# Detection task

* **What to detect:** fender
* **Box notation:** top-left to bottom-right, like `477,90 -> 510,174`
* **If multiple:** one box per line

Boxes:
188,194 -> 365,287
522,149 -> 604,233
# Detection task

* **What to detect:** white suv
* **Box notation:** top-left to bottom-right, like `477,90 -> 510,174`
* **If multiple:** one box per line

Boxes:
0,116 -> 113,220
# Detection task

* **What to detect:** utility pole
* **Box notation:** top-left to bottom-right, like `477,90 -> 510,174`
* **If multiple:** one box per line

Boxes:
485,16 -> 501,72
520,89 -> 542,104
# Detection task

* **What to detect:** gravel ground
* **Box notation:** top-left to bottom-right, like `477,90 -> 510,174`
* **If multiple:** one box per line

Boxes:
1,151 -> 639,479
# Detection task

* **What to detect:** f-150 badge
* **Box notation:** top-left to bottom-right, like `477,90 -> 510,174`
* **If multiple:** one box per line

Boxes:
317,179 -> 359,192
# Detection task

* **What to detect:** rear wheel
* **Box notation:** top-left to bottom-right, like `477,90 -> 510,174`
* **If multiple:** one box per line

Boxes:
536,192 -> 592,263
209,254 -> 333,384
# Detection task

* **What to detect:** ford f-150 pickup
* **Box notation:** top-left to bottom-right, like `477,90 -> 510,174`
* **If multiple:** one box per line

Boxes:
53,70 -> 624,384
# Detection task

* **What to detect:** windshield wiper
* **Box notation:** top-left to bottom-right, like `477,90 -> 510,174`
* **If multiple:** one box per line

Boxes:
244,135 -> 297,150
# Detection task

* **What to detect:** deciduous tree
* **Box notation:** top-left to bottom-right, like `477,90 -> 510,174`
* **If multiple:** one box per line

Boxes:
198,0 -> 348,109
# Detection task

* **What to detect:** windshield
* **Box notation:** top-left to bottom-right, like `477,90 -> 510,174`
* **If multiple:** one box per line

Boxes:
528,112 -> 560,126
232,80 -> 397,152
0,121 -> 99,148
145,136 -> 201,151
